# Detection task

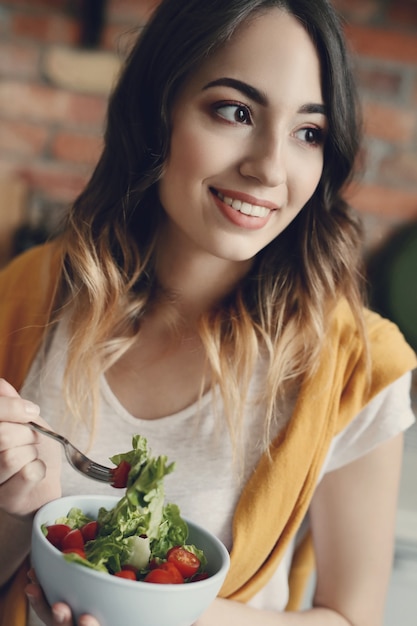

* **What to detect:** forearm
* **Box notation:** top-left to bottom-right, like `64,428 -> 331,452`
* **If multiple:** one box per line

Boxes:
0,510 -> 33,586
196,599 -> 351,626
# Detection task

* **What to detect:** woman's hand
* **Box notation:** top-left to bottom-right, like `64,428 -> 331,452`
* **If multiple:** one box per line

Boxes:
0,378 -> 62,517
26,570 -> 100,626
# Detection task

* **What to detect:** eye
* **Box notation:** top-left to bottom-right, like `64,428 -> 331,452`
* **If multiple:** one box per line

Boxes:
214,103 -> 252,125
295,127 -> 325,146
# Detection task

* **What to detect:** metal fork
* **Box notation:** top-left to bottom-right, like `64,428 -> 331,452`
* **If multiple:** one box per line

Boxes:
28,421 -> 114,483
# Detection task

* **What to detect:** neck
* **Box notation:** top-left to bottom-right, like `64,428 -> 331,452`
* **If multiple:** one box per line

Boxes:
154,230 -> 252,322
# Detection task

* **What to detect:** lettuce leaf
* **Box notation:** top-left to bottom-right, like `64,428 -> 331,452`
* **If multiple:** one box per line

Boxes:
60,435 -> 204,576
98,435 -> 175,543
54,507 -> 94,529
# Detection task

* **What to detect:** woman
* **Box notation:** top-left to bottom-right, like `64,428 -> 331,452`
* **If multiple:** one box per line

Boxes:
0,0 -> 415,625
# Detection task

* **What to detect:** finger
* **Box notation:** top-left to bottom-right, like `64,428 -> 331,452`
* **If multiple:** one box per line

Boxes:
0,421 -> 39,452
0,378 -> 20,398
52,603 -> 74,626
78,614 -> 102,626
26,575 -> 100,626
26,580 -> 74,626
0,459 -> 47,515
0,380 -> 40,421
0,395 -> 40,424
26,582 -> 72,626
0,444 -> 40,484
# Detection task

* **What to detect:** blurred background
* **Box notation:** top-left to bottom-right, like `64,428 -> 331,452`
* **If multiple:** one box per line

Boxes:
0,0 -> 416,623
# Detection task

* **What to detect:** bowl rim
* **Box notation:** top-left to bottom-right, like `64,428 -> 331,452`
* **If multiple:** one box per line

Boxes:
32,494 -> 230,591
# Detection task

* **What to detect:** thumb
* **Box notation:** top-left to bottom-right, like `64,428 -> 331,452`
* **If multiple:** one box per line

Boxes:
0,378 -> 20,398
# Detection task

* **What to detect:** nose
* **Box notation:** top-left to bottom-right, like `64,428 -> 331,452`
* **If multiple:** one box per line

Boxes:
239,133 -> 286,188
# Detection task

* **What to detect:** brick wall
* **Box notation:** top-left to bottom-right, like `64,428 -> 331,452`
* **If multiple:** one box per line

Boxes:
0,0 -> 416,253
332,0 -> 417,252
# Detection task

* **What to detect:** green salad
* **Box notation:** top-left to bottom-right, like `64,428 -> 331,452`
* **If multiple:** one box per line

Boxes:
42,435 -> 208,584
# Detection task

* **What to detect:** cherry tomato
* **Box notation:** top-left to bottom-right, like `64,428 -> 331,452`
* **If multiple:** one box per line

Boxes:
62,547 -> 86,559
167,546 -> 200,578
159,561 -> 184,584
144,566 -> 183,584
121,564 -> 139,576
61,528 -> 85,552
80,521 -> 99,542
114,569 -> 137,581
111,461 -> 131,488
45,524 -> 71,550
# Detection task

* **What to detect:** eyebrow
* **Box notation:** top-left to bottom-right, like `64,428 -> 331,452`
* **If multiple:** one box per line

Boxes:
202,77 -> 327,117
203,77 -> 268,106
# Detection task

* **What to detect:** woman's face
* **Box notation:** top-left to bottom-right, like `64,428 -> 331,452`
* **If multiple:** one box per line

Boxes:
158,8 -> 327,265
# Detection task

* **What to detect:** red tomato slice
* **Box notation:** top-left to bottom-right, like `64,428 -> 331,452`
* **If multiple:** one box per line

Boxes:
61,528 -> 85,552
45,524 -> 71,550
114,569 -> 137,581
111,461 -> 131,488
144,566 -> 183,584
159,561 -> 184,584
62,547 -> 86,559
80,521 -> 99,542
167,547 -> 200,578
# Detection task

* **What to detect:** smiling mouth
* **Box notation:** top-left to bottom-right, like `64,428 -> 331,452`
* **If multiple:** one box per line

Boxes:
211,189 -> 272,218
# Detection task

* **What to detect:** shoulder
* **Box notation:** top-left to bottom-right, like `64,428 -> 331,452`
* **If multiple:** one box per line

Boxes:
330,298 -> 416,374
327,299 -> 416,432
0,240 -> 65,388
0,240 -> 63,302
324,371 -> 414,473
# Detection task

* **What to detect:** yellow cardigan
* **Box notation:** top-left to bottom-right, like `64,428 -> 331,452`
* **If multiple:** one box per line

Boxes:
0,242 -> 416,625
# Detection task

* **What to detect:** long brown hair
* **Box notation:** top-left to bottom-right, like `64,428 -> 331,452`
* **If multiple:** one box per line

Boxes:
56,0 -> 367,450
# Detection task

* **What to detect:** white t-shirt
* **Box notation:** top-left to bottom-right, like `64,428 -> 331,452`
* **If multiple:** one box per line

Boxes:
21,320 -> 415,624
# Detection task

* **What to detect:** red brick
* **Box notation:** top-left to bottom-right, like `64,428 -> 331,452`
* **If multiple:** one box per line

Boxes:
0,41 -> 40,79
106,0 -> 160,22
11,13 -> 80,45
379,151 -> 417,186
363,101 -> 416,143
332,0 -> 380,22
346,183 -> 417,219
0,81 -> 67,122
345,24 -> 417,64
356,67 -> 403,96
0,81 -> 107,128
66,92 -> 107,127
17,161 -> 90,203
51,131 -> 103,166
387,1 -> 417,29
0,119 -> 48,156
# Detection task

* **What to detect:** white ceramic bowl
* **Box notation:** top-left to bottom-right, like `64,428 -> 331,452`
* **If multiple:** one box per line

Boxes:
32,495 -> 230,626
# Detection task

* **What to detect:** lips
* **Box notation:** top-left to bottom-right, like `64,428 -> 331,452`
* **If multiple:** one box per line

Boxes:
210,187 -> 278,218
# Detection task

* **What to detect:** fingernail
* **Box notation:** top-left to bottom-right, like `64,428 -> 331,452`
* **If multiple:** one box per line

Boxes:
25,589 -> 35,601
23,400 -> 40,415
52,607 -> 67,624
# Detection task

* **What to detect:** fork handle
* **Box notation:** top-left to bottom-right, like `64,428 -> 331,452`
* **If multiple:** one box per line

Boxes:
27,421 -> 67,446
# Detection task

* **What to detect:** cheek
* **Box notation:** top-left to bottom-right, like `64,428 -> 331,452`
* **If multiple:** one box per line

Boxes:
159,129 -> 210,210
166,119 -> 230,188
168,127 -> 206,179
296,158 -> 323,204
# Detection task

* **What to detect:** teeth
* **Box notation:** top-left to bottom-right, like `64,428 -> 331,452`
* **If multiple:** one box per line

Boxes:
218,192 -> 270,218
